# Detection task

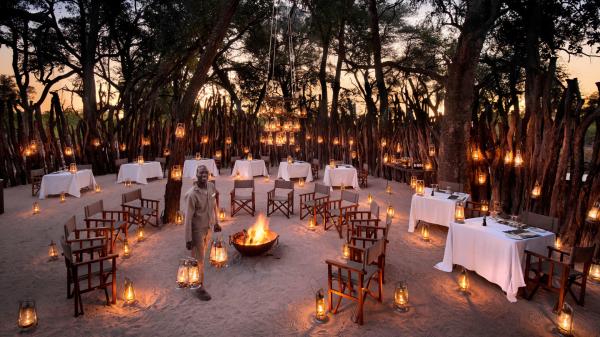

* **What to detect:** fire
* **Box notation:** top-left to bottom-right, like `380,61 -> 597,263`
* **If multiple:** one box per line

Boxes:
244,213 -> 271,245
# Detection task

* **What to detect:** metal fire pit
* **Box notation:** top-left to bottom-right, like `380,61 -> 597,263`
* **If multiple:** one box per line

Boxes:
229,230 -> 279,256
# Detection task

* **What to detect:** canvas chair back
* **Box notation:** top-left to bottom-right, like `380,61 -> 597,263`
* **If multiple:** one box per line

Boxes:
185,155 -> 193,160
155,157 -> 166,164
78,164 -> 92,170
312,158 -> 319,166
364,239 -> 385,266
438,180 -> 464,193
115,158 -> 127,167
31,168 -> 45,178
85,200 -> 104,218
362,163 -> 369,171
231,156 -> 241,164
314,183 -> 330,196
60,237 -> 73,263
570,245 -> 596,265
122,189 -> 142,204
63,216 -> 77,238
274,179 -> 293,190
521,211 -> 559,233
234,179 -> 254,189
341,190 -> 359,204
370,202 -> 380,219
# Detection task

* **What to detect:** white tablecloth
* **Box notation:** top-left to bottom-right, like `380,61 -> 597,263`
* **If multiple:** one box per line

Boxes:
323,165 -> 359,189
231,160 -> 268,178
39,169 -> 96,199
117,162 -> 163,184
183,159 -> 219,178
277,161 -> 313,182
408,188 -> 470,232
435,217 -> 555,302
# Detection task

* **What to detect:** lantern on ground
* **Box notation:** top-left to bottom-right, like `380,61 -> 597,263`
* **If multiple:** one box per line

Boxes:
92,138 -> 101,147
342,243 -> 350,260
95,184 -> 101,193
120,143 -> 127,152
175,211 -> 184,225
410,176 -> 417,189
48,241 -> 59,261
387,205 -> 395,218
69,163 -> 78,174
589,263 -> 600,282
60,192 -> 66,203
175,123 -> 185,139
428,144 -> 435,157
587,201 -> 599,222
64,146 -> 73,156
458,268 -> 469,292
531,181 -> 541,199
416,180 -> 425,196
176,259 -> 189,288
125,179 -> 132,187
171,165 -> 182,181
504,151 -> 512,165
210,236 -> 228,268
123,239 -> 131,258
455,200 -> 465,223
514,150 -> 523,167
219,208 -> 226,222
187,258 -> 201,287
299,178 -> 305,187
137,156 -> 144,165
32,202 -> 40,215
264,175 -> 270,182
481,200 -> 489,213
394,281 -> 409,312
556,302 -> 574,336
215,150 -> 222,160
315,288 -> 328,323
123,278 -> 136,304
308,217 -> 316,231
17,300 -> 37,331
386,181 -> 392,194
477,171 -> 486,185
421,223 -> 430,242
201,135 -> 209,144
137,226 -> 145,242
225,137 -> 232,145
367,193 -> 373,204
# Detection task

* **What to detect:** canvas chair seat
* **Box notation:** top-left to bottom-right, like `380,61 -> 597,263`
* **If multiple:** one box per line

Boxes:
76,262 -> 115,279
271,189 -> 292,201
233,192 -> 253,200
531,260 -> 583,279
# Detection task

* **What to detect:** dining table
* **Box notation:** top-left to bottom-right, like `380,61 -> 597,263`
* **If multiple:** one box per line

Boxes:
323,164 -> 360,189
277,161 -> 313,182
183,158 -> 219,178
117,162 -> 164,184
231,159 -> 268,178
408,187 -> 470,232
39,169 -> 97,199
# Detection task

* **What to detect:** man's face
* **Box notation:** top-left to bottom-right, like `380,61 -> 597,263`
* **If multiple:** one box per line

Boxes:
197,169 -> 208,184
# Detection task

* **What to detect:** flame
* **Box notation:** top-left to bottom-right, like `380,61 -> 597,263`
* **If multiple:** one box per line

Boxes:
244,213 -> 271,245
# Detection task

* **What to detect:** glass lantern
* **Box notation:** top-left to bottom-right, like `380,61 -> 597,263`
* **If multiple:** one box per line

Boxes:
176,259 -> 189,288
421,223 -> 430,242
531,181 -> 541,198
171,165 -> 182,181
69,163 -> 78,174
587,201 -> 599,222
195,152 -> 201,160
175,211 -> 184,225
32,202 -> 40,215
416,180 -> 425,196
458,269 -> 469,293
455,200 -> 465,223
314,288 -> 328,323
209,236 -> 228,268
123,278 -> 136,304
175,123 -> 185,139
410,176 -> 417,189
17,299 -> 37,331
556,302 -> 573,336
187,258 -> 201,288
48,241 -> 59,261
393,281 -> 409,312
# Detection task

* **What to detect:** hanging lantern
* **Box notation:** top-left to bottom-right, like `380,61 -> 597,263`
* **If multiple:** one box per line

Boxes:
421,223 -> 430,242
125,179 -> 132,187
219,208 -> 226,222
225,137 -> 232,145
333,137 -> 339,146
424,160 -> 433,171
394,281 -> 409,312
410,176 -> 417,189
24,147 -> 32,157
69,163 -> 78,174
531,181 -> 541,199
504,151 -> 513,164
123,239 -> 131,258
119,143 -> 127,152
458,269 -> 469,292
142,137 -> 151,146
137,226 -> 145,242
175,123 -> 185,139
367,193 -> 373,204
60,192 -> 66,203
351,150 -> 357,159
201,135 -> 209,144
555,237 -> 563,250
589,263 -> 600,282
342,243 -> 350,260
314,288 -> 328,323
176,259 -> 189,288
175,211 -> 184,225
481,200 -> 489,213
416,180 -> 425,196
17,300 -> 38,331
317,136 -> 324,144
428,144 -> 435,157
92,138 -> 101,147
123,278 -> 136,304
171,165 -> 182,181
381,138 -> 387,148
308,217 -> 316,231
556,302 -> 574,336
187,258 -> 201,288
471,146 -> 480,161
64,146 -> 73,156
349,138 -> 354,146
209,236 -> 228,269
243,147 -> 250,154
383,154 -> 389,164
306,134 -> 312,141
455,200 -> 465,223
298,178 -> 305,187
29,140 -> 38,152
387,205 -> 395,218
395,143 -> 401,153
32,202 -> 40,215
137,156 -> 144,165
514,150 -> 523,167
586,201 -> 599,222
477,171 -> 487,185
48,240 -> 59,261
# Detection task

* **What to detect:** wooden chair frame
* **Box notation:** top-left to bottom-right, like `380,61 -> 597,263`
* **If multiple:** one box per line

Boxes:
298,183 -> 330,223
121,189 -> 160,228
230,179 -> 255,216
311,159 -> 320,179
267,180 -> 294,218
84,200 -> 130,253
63,215 -> 110,261
114,158 -> 127,180
358,163 -> 368,188
324,190 -> 359,238
348,215 -> 392,283
30,168 -> 45,196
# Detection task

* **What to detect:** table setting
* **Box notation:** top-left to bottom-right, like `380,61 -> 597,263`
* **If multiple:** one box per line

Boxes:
323,164 -> 359,189
277,160 -> 313,182
408,187 -> 470,232
117,161 -> 164,184
39,169 -> 96,199
183,158 -> 219,178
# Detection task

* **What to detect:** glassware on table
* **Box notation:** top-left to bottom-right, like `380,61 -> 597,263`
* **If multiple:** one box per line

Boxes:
446,186 -> 452,194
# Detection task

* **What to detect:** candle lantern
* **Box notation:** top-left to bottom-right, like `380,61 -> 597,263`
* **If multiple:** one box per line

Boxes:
383,154 -> 389,164
317,136 -> 324,144
589,263 -> 600,282
247,153 -> 253,161
17,300 -> 38,331
555,237 -> 563,250
480,200 -> 489,213
32,202 -> 40,215
119,143 -> 127,152
455,200 -> 465,223
123,239 -> 131,258
416,180 -> 425,196
386,181 -> 392,194
219,208 -> 226,222
175,123 -> 185,139
94,184 -> 101,193
428,144 -> 435,157
195,152 -> 201,160
587,201 -> 599,222
367,193 -> 373,204
410,176 -> 417,189
308,217 -> 316,231
201,135 -> 209,144
187,258 -> 201,287
69,163 -> 78,174
295,145 -> 301,153
314,288 -> 328,323
175,211 -> 184,225
215,150 -> 222,159
176,259 -> 189,288
395,143 -> 401,153
243,147 -> 250,154
514,149 -> 523,167
387,205 -> 395,218
209,236 -> 228,268
64,146 -> 73,156
531,181 -> 541,199
24,147 -> 32,157
349,139 -> 354,146
141,137 -> 150,146
504,151 -> 513,164
225,137 -> 232,145
342,243 -> 350,260
137,156 -> 144,165
287,155 -> 293,164
381,138 -> 387,148
458,268 -> 469,292
125,179 -> 132,187
29,140 -> 38,152
421,223 -> 430,242
477,171 -> 486,185
329,159 -> 335,169
162,148 -> 170,156
424,160 -> 433,171
556,302 -> 574,336
235,171 -> 241,180
351,150 -> 357,159
123,278 -> 136,304
264,175 -> 270,182
298,178 -> 305,187
92,138 -> 101,147
48,240 -> 59,261
137,226 -> 145,242
333,137 -> 339,146
393,281 -> 409,312
171,165 -> 182,181
60,192 -> 66,203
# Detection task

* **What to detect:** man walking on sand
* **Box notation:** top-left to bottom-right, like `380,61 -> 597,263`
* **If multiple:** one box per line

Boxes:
184,165 -> 221,301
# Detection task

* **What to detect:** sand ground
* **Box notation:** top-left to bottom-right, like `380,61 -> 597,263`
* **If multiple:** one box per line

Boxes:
1,168 -> 599,337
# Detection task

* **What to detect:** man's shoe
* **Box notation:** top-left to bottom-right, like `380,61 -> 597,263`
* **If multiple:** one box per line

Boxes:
196,287 -> 212,301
